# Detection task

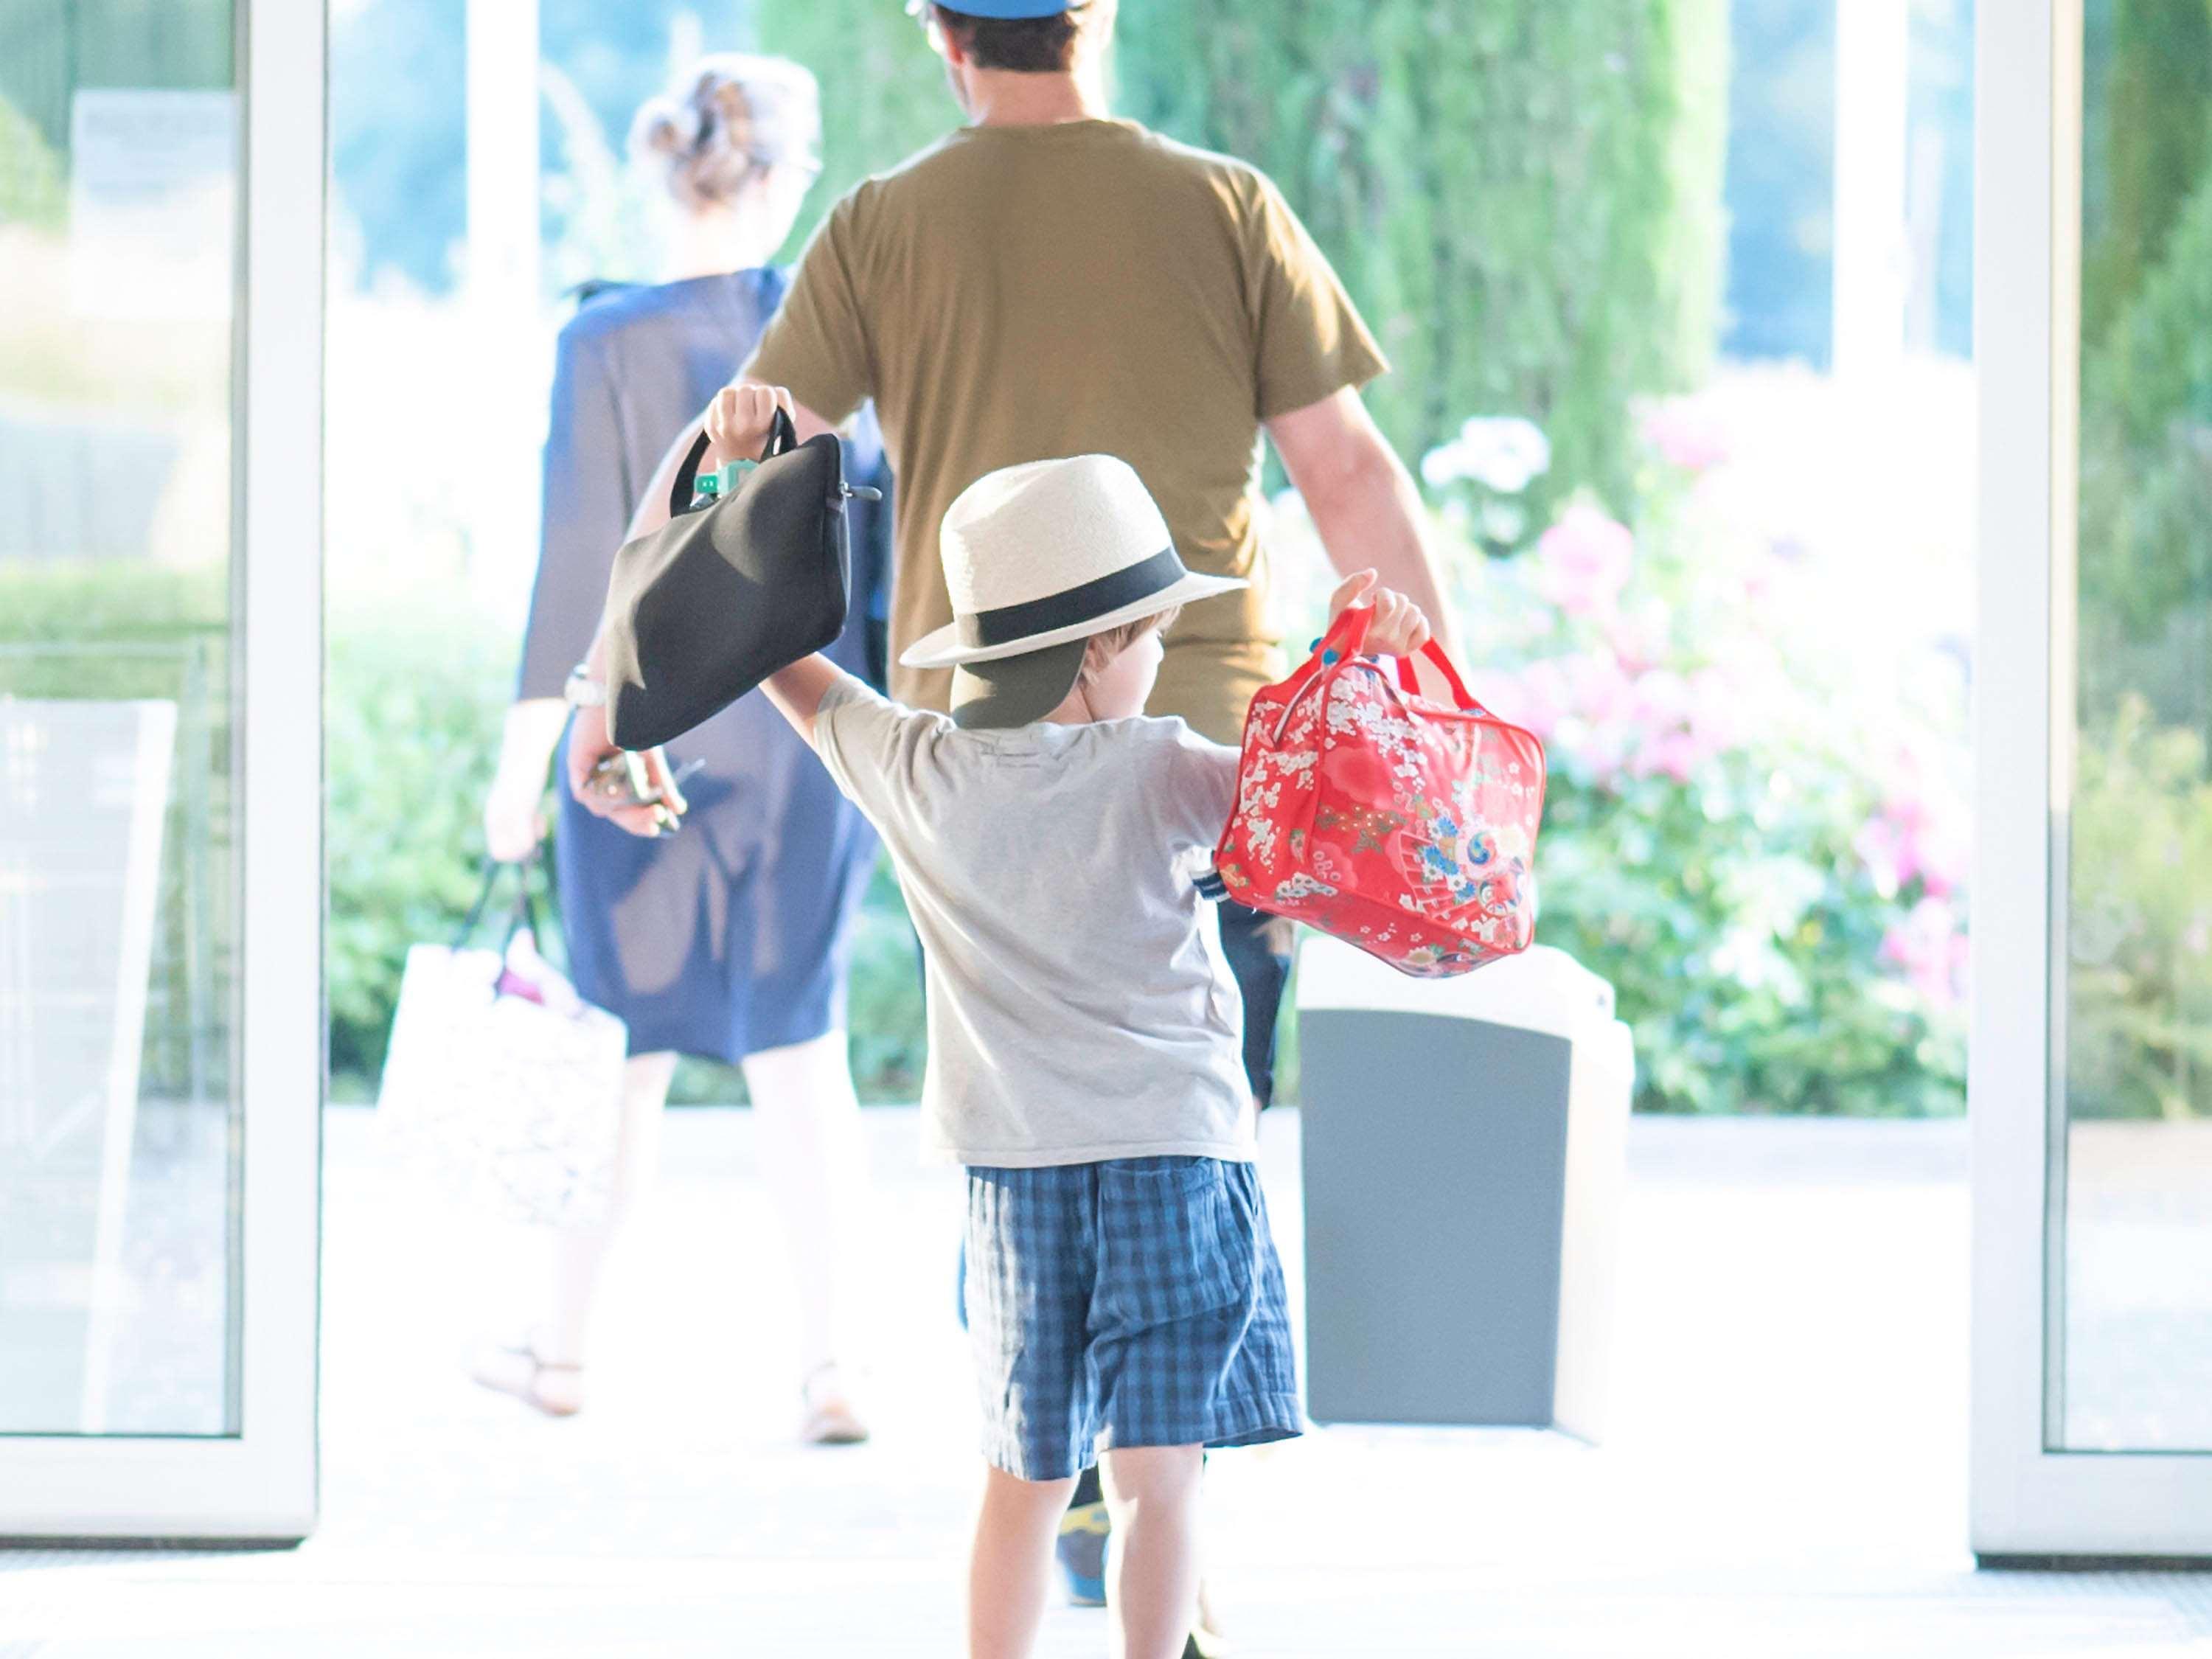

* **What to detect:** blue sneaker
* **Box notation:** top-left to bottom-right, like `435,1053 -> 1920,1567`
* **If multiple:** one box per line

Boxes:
1056,1499 -> 1110,1607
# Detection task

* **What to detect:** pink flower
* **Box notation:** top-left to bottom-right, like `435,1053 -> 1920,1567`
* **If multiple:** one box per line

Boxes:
1640,394 -> 1732,473
1609,666 -> 1745,784
1906,810 -> 1969,899
1548,650 -> 1655,779
1494,647 -> 1759,787
1535,506 -> 1635,619
1562,650 -> 1641,739
1855,818 -> 1910,898
1881,896 -> 1969,1011
1864,766 -> 1971,899
1635,731 -> 1703,784
1602,597 -> 1672,675
1685,666 -> 1745,757
1475,658 -> 1568,744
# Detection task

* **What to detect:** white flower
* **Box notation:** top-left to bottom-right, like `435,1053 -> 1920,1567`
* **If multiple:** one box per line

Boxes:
1420,416 -> 1552,495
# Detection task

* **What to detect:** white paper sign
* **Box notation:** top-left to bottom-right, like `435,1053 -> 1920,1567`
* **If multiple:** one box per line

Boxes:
67,88 -> 237,321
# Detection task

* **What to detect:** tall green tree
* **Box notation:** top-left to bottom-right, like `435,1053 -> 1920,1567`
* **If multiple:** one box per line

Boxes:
2076,0 -> 2212,734
2079,163 -> 2212,735
1117,0 -> 1726,510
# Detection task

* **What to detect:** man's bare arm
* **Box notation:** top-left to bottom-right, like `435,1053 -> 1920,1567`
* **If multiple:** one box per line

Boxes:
1267,386 -> 1458,657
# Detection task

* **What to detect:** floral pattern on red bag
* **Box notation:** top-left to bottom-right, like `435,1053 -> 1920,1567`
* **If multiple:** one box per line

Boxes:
1212,611 -> 1546,978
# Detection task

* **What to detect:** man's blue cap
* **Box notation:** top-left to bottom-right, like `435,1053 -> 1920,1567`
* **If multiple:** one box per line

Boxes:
908,0 -> 1078,17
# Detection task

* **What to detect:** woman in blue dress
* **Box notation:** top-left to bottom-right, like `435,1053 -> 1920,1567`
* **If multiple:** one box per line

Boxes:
479,55 -> 887,1441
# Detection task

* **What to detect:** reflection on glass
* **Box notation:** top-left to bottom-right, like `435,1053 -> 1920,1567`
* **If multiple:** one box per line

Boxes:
0,5 -> 240,1436
2061,0 -> 2212,1452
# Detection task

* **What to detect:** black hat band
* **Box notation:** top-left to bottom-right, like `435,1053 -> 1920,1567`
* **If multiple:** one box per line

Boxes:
957,546 -> 1184,651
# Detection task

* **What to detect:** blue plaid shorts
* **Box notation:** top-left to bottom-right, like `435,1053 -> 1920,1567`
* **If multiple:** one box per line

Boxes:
962,1155 -> 1302,1482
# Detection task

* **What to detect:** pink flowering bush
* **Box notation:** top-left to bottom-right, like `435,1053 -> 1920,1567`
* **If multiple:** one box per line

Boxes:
1638,392 -> 1733,473
1420,406 -> 1971,1116
1534,506 -> 1635,619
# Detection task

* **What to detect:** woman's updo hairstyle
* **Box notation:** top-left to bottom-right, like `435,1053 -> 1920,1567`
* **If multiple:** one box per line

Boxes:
630,54 -> 821,212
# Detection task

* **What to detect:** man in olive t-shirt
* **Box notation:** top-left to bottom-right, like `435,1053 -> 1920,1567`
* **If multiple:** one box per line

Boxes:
597,1 -> 1455,1111
742,105 -> 1396,742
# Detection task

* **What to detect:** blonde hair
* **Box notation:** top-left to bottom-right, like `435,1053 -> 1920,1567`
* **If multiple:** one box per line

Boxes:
630,55 -> 821,212
1079,605 -> 1180,685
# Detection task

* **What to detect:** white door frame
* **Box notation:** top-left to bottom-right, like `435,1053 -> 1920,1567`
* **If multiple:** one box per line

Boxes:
0,0 -> 323,1543
1971,0 -> 2212,1561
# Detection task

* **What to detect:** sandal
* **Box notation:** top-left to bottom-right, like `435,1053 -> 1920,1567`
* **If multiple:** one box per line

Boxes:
469,1342 -> 585,1418
799,1363 -> 869,1446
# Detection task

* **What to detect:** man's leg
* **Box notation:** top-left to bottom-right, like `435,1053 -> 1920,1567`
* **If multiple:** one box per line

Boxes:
970,1464 -> 1080,1659
1214,901 -> 1293,1108
1099,1444 -> 1206,1659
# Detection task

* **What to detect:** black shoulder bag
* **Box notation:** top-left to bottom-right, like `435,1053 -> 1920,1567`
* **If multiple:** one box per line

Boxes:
599,407 -> 879,750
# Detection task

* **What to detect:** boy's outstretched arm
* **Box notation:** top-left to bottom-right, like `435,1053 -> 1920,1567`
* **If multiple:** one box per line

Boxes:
758,654 -> 849,746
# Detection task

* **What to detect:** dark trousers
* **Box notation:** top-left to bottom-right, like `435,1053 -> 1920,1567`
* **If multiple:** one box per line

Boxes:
1215,899 -> 1294,1109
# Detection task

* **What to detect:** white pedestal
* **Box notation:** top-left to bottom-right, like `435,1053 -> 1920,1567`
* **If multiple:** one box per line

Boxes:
1295,936 -> 1634,1441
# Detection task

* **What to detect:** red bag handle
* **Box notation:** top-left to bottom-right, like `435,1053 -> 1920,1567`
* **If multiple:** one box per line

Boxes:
1309,604 -> 1373,675
1268,606 -> 1374,743
1395,640 -> 1487,714
1272,611 -> 1489,742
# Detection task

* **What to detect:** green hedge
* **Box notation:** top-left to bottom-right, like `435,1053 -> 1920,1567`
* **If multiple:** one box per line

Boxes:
2066,698 -> 2212,1119
323,602 -> 511,1083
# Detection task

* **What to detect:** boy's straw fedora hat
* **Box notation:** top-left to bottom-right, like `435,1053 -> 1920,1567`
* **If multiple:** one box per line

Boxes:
900,454 -> 1245,728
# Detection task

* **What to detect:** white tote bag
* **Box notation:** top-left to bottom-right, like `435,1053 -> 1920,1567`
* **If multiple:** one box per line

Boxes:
378,863 -> 628,1228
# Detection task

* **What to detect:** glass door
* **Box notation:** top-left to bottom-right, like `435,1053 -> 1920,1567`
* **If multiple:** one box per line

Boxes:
0,0 -> 321,1540
1973,0 -> 2212,1559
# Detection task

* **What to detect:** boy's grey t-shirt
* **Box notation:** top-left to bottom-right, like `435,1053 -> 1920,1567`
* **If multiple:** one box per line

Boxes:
814,678 -> 1255,1169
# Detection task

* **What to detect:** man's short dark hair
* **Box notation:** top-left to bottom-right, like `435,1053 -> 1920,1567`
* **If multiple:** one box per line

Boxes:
930,4 -> 1086,74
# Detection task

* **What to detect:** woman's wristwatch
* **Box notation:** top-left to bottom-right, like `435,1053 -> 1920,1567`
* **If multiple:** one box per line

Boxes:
563,664 -> 608,709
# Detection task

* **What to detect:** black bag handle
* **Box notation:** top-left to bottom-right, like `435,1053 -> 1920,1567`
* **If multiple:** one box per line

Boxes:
666,405 -> 799,519
453,858 -> 546,954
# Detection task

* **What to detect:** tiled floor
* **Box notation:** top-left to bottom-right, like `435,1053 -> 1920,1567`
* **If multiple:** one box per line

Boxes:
3,1109 -> 2208,1657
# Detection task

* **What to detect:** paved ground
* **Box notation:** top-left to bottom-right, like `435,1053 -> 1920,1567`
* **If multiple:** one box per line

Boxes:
3,1109 -> 2210,1657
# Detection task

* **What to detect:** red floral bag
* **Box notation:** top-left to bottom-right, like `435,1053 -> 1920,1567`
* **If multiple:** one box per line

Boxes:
1208,606 -> 1547,978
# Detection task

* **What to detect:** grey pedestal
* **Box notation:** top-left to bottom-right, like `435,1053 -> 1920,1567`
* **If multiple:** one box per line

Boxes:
1295,938 -> 1633,1441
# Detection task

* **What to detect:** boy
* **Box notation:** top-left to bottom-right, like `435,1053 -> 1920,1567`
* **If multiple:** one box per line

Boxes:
589,384 -> 1433,1658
